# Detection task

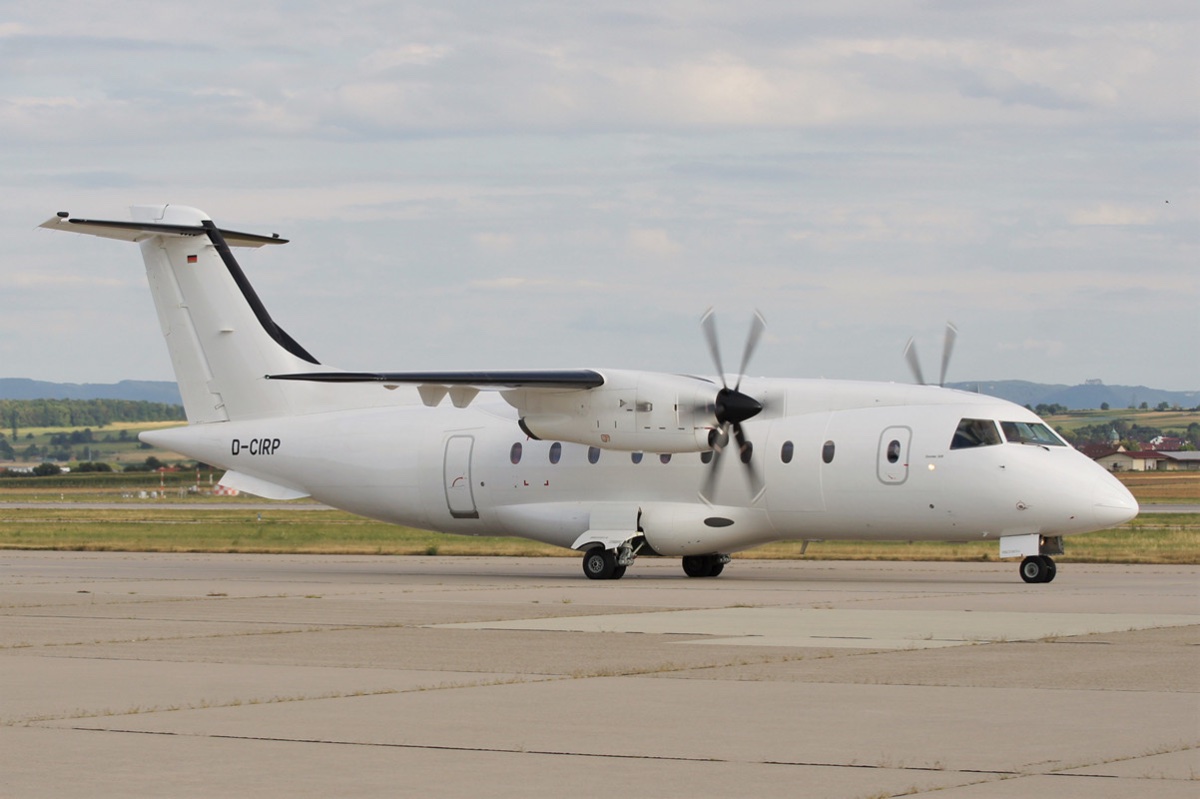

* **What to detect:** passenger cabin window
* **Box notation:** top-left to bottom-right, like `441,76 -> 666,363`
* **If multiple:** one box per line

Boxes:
780,440 -> 794,464
631,452 -> 644,464
822,440 -> 835,463
588,446 -> 601,464
510,443 -> 522,464
549,442 -> 562,464
700,450 -> 714,464
660,453 -> 672,464
950,418 -> 1002,450
740,442 -> 754,465
1001,421 -> 1066,447
886,440 -> 901,463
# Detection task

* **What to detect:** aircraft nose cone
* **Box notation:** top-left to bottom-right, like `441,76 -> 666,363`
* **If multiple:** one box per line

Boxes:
1093,478 -> 1139,528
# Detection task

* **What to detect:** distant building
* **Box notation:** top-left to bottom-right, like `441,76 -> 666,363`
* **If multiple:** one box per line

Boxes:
1094,450 -> 1200,472
1077,444 -> 1120,460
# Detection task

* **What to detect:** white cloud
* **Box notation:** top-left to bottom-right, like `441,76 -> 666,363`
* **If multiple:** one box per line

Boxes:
627,228 -> 683,258
1069,204 -> 1159,226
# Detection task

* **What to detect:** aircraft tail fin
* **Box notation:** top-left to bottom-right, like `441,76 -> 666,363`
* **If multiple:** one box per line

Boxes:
42,205 -> 326,423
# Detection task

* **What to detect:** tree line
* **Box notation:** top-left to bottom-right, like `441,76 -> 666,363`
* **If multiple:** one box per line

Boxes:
1063,420 -> 1200,450
1,399 -> 184,433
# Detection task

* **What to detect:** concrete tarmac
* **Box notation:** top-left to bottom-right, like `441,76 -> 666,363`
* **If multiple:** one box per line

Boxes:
1,553 -> 1197,798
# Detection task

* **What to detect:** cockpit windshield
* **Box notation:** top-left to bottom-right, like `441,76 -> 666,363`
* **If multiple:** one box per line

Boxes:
1001,421 -> 1066,447
950,418 -> 1003,449
951,417 -> 1067,449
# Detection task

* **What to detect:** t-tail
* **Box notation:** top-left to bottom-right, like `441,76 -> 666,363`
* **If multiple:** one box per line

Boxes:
41,205 -> 336,423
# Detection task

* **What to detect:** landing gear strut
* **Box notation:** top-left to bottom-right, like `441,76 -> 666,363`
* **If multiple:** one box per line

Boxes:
682,554 -> 728,578
1019,555 -> 1057,584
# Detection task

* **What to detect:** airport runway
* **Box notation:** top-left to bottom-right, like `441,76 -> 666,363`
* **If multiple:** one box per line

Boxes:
1,553 -> 1197,798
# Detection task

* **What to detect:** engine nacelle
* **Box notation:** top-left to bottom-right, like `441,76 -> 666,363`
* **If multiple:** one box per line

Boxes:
640,502 -> 777,555
505,369 -> 719,452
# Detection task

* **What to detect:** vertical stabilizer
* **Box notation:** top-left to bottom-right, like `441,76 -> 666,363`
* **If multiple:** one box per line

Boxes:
131,205 -> 315,422
43,205 -> 323,423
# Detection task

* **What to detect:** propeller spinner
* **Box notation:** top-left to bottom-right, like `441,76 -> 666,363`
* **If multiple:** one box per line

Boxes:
699,308 -> 766,504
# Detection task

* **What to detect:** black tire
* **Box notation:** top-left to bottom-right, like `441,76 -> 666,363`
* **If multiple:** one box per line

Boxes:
611,565 -> 627,580
707,560 -> 725,577
1041,556 -> 1057,583
682,555 -> 709,577
583,548 -> 615,580
1020,556 -> 1044,584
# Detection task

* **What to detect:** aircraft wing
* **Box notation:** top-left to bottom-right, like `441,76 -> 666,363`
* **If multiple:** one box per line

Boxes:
267,369 -> 607,409
266,370 -> 605,388
39,215 -> 288,248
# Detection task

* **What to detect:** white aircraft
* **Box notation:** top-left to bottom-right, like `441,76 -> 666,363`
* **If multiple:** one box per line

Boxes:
41,205 -> 1138,583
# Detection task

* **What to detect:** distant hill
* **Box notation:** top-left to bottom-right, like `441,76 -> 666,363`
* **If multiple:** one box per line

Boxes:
0,379 -> 182,405
1,377 -> 1195,412
947,381 -> 1200,411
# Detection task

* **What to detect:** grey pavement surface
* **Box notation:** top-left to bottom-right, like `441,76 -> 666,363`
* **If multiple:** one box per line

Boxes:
1,553 -> 1197,798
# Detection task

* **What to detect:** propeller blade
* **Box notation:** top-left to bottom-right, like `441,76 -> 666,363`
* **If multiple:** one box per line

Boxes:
903,337 -> 926,385
732,422 -> 765,500
699,439 -> 724,504
700,307 -> 726,387
938,321 -> 958,388
697,308 -> 768,505
732,310 -> 766,392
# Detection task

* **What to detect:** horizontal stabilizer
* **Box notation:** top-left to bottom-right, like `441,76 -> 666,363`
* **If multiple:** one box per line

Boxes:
267,370 -> 605,389
40,215 -> 288,248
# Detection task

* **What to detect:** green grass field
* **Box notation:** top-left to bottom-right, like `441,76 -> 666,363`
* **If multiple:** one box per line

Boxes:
0,505 -> 1194,564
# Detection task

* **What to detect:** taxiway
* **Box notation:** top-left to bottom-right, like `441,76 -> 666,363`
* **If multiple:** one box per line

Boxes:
1,553 -> 1197,797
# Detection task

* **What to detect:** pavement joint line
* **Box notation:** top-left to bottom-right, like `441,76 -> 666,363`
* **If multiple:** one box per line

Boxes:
58,725 -> 1033,777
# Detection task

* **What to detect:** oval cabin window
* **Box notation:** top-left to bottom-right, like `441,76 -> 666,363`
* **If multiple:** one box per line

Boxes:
822,440 -> 836,464
510,442 -> 523,465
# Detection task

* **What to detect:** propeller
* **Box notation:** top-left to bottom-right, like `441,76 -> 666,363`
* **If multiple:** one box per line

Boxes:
698,308 -> 766,504
903,321 -> 959,387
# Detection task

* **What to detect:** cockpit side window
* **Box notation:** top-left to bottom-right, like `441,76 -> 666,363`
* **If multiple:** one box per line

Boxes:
1001,421 -> 1067,447
950,418 -> 1002,449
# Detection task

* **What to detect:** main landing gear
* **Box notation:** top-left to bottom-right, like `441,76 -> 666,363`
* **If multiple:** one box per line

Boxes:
581,547 -> 731,580
581,547 -> 627,580
681,554 -> 728,578
1019,555 -> 1057,584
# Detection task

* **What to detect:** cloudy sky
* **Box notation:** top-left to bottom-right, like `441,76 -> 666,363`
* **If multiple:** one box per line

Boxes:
3,1 -> 1197,390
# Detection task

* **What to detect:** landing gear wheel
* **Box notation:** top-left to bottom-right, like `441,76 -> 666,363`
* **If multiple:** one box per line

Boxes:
1020,555 -> 1056,583
682,555 -> 725,578
583,548 -> 616,580
611,565 -> 627,580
